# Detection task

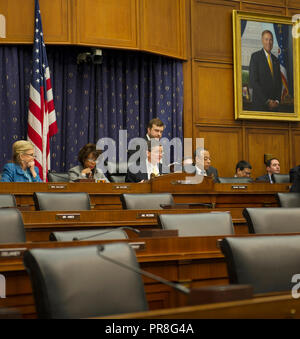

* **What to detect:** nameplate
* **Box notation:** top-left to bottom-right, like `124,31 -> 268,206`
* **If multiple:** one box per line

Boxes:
128,242 -> 146,251
139,229 -> 178,237
0,248 -> 26,258
137,213 -> 157,219
48,184 -> 67,190
55,213 -> 81,221
112,185 -> 131,190
231,185 -> 247,190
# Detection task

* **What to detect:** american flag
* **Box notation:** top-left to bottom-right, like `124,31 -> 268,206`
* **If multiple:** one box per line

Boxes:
27,0 -> 58,182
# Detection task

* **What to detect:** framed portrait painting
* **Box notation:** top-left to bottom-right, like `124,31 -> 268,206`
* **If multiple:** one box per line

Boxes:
233,10 -> 300,121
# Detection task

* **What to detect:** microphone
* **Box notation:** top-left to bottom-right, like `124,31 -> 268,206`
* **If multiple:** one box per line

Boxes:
72,226 -> 141,241
97,244 -> 190,295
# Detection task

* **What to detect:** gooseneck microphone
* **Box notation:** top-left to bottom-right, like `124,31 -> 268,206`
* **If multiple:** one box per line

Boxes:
97,244 -> 190,295
72,226 -> 140,241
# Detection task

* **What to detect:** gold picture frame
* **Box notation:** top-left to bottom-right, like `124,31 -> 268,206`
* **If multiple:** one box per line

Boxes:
233,10 -> 300,121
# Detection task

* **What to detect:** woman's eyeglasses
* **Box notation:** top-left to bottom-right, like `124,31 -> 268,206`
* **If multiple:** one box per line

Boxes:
86,158 -> 97,163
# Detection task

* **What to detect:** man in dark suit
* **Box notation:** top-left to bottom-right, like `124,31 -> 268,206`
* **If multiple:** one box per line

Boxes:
256,158 -> 280,183
249,30 -> 282,111
193,148 -> 219,182
128,118 -> 164,162
289,165 -> 300,192
126,139 -> 163,183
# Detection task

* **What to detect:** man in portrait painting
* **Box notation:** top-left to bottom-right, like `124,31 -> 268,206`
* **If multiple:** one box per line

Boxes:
248,30 -> 282,112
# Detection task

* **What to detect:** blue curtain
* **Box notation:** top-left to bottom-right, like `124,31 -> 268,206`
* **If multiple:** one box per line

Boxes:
0,45 -> 183,172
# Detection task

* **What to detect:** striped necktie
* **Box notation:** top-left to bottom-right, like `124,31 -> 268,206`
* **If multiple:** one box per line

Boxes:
267,53 -> 273,76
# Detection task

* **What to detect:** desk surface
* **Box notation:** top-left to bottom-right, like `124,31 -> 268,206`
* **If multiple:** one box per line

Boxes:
101,292 -> 298,319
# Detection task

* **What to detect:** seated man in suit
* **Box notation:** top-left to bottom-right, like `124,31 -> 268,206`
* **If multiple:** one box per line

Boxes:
256,158 -> 280,183
234,160 -> 252,178
126,139 -> 163,183
194,148 -> 219,182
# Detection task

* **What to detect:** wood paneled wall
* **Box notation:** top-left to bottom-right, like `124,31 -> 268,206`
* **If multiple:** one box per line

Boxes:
186,0 -> 300,178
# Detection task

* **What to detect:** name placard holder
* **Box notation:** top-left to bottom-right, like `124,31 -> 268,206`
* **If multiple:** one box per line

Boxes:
55,213 -> 81,221
112,185 -> 131,190
48,184 -> 67,190
231,185 -> 248,190
137,213 -> 157,219
128,242 -> 146,251
0,248 -> 26,259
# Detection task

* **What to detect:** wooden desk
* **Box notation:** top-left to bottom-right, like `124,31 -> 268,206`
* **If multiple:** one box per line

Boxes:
21,208 -> 248,242
104,292 -> 299,319
0,176 -> 289,211
0,235 -> 228,318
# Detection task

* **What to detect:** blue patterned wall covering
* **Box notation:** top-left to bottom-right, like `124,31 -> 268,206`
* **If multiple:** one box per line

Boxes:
0,46 -> 183,172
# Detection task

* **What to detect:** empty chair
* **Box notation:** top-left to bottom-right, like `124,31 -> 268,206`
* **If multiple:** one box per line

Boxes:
23,242 -> 148,318
0,208 -> 26,243
120,193 -> 174,210
33,192 -> 91,211
243,207 -> 300,234
47,172 -> 69,182
273,173 -> 290,183
0,194 -> 17,208
49,229 -> 128,241
158,212 -> 234,236
218,177 -> 253,183
219,235 -> 300,294
276,192 -> 300,207
106,162 -> 128,183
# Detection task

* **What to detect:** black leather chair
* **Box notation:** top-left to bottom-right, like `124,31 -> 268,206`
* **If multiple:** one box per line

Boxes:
0,208 -> 26,243
273,173 -> 290,183
218,177 -> 253,183
23,242 -> 148,319
33,192 -> 91,211
106,162 -> 128,183
0,194 -> 17,208
220,235 -> 300,294
158,212 -> 234,236
120,193 -> 174,210
243,207 -> 300,234
49,229 -> 128,241
276,193 -> 300,207
47,172 -> 69,182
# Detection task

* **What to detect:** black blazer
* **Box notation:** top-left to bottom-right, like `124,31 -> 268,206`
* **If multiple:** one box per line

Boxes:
290,166 -> 300,192
256,174 -> 272,183
249,49 -> 282,111
125,162 -> 162,183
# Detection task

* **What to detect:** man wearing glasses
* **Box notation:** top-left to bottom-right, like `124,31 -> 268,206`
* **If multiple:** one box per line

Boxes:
1,140 -> 42,182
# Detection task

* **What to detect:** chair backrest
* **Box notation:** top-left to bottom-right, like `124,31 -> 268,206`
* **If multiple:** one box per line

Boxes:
218,177 -> 253,183
276,193 -> 300,207
120,193 -> 174,210
106,162 -> 127,183
0,208 -> 26,243
49,229 -> 128,241
23,242 -> 148,318
273,173 -> 290,183
33,192 -> 91,211
158,212 -> 234,236
243,207 -> 300,234
220,235 -> 300,294
47,172 -> 69,182
0,194 -> 16,208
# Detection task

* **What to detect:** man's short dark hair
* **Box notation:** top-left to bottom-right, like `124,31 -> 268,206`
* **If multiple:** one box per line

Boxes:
147,118 -> 164,129
236,160 -> 252,172
265,158 -> 279,167
261,30 -> 273,39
